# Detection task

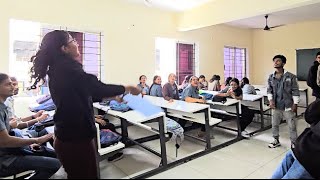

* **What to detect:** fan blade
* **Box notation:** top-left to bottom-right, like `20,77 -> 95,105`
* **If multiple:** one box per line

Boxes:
270,24 -> 284,29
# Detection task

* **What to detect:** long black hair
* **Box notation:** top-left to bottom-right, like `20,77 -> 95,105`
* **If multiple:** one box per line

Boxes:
30,30 -> 70,89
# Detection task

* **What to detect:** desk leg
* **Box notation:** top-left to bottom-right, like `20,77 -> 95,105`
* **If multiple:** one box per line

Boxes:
204,109 -> 211,150
236,102 -> 241,137
95,138 -> 101,179
260,98 -> 264,129
306,89 -> 309,106
120,118 -> 129,145
158,116 -> 167,166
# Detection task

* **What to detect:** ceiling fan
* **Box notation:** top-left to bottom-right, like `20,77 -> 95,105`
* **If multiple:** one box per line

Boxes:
263,14 -> 283,31
144,0 -> 152,7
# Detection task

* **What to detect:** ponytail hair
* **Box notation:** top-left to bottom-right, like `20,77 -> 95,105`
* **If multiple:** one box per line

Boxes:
30,30 -> 70,89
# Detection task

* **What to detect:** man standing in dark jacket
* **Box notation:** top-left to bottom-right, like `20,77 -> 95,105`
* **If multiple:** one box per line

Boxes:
307,51 -> 320,99
271,99 -> 320,179
267,55 -> 300,148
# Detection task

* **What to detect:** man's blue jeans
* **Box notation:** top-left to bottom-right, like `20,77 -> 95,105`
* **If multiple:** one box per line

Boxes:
0,155 -> 60,179
271,150 -> 313,179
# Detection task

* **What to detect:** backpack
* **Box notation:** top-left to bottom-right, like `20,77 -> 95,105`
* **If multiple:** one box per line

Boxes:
109,100 -> 131,112
212,95 -> 227,103
100,129 -> 122,148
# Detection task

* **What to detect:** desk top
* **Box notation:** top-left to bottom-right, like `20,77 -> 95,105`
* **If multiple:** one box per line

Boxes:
201,90 -> 262,102
93,102 -> 165,123
143,95 -> 210,113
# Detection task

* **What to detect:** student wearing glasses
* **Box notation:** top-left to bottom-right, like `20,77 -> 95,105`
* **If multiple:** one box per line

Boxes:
29,30 -> 140,179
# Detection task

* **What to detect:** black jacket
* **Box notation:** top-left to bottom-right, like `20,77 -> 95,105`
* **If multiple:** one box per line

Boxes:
293,100 -> 320,179
48,56 -> 125,142
307,61 -> 320,98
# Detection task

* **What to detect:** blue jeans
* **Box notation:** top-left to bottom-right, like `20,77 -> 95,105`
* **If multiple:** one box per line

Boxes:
271,150 -> 313,179
0,156 -> 61,179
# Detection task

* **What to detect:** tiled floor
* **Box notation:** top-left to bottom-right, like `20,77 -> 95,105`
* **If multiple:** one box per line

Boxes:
15,96 -> 309,179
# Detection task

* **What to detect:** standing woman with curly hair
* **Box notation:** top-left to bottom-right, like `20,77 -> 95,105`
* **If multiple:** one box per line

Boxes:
30,30 -> 139,179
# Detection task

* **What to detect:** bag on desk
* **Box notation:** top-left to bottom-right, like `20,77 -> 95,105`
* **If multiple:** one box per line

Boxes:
100,129 -> 122,148
212,95 -> 227,103
109,100 -> 131,112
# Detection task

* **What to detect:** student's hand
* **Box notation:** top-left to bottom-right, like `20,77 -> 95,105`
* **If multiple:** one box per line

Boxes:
37,114 -> 49,122
198,99 -> 206,104
292,104 -> 298,113
230,92 -> 236,99
34,110 -> 45,118
94,115 -> 103,119
96,118 -> 107,126
36,133 -> 53,144
125,86 -> 141,96
30,144 -> 41,151
9,119 -> 18,129
169,99 -> 174,103
269,100 -> 275,109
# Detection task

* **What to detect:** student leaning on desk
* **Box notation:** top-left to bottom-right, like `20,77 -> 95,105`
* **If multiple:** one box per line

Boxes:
216,78 -> 255,138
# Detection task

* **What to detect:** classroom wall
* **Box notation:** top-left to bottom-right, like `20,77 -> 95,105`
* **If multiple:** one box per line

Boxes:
252,20 -> 320,102
177,0 -> 320,31
0,0 -> 252,86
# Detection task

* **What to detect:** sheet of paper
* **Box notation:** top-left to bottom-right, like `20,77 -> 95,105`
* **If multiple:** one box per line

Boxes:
123,94 -> 163,117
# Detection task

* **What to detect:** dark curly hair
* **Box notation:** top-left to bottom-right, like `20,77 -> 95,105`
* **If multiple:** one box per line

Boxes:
30,30 -> 70,89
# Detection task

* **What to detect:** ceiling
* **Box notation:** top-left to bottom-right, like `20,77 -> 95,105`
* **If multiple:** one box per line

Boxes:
227,3 -> 320,29
124,0 -> 215,11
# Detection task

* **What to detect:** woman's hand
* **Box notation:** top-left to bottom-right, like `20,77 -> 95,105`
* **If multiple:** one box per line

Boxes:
34,110 -> 45,118
125,86 -> 141,96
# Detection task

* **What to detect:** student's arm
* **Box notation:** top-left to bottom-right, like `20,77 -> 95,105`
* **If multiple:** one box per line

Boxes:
267,75 -> 275,108
162,84 -> 172,101
216,87 -> 229,97
66,63 -> 127,99
156,86 -> 163,97
182,88 -> 205,103
291,76 -> 300,113
0,129 -> 52,148
231,94 -> 243,100
307,66 -> 315,88
317,66 -> 320,87
185,97 -> 205,103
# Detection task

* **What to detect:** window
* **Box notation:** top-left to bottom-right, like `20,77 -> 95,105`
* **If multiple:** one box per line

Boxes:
176,43 -> 196,85
155,38 -> 198,85
224,46 -> 247,80
9,19 -> 103,94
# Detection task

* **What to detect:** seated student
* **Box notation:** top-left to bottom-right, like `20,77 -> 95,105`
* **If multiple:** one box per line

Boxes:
162,73 -> 179,102
216,78 -> 255,138
149,75 -> 163,97
240,77 -> 257,95
208,75 -> 221,91
0,73 -> 60,179
181,76 -> 206,137
94,115 -> 123,162
137,75 -> 150,95
198,75 -> 208,90
220,77 -> 232,92
271,100 -> 320,179
179,75 -> 192,91
4,77 -> 49,128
